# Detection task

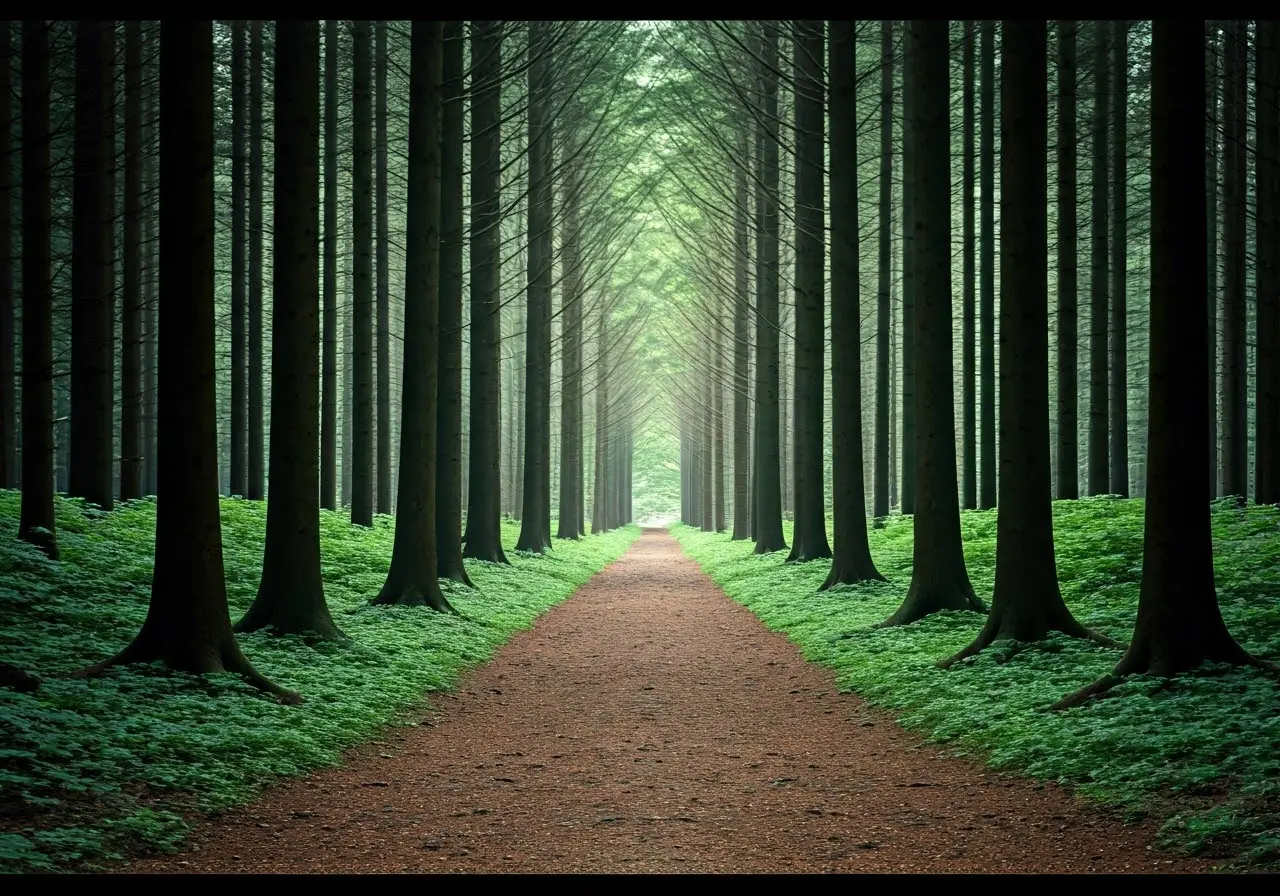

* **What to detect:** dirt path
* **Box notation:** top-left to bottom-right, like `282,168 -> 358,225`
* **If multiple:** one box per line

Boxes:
133,529 -> 1211,873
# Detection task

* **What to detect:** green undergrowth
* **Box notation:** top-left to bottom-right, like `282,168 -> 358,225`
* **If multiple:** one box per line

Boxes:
673,498 -> 1280,871
0,489 -> 637,872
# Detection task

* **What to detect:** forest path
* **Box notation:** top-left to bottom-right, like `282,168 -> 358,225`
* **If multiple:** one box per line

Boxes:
132,528 -> 1208,873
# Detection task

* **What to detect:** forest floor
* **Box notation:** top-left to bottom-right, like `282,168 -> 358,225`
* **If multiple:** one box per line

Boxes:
129,528 -> 1213,874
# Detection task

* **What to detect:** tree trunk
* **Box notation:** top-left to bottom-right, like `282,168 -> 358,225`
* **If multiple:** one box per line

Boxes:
462,21 -> 509,563
712,295 -> 725,533
944,21 -> 1113,666
351,20 -> 374,525
1088,21 -> 1110,496
142,28 -> 157,497
823,18 -> 883,588
1206,23 -> 1220,501
517,21 -> 553,554
120,21 -> 144,502
342,227 -> 354,506
786,20 -> 830,562
961,21 -> 977,511
375,20 -> 391,516
901,22 -> 918,517
1222,20 -> 1248,503
731,112 -> 751,540
18,21 -> 57,559
979,21 -> 996,509
1055,22 -> 1275,709
248,21 -> 265,501
753,22 -> 786,555
873,20 -> 893,526
0,21 -> 12,490
592,309 -> 609,533
1056,21 -> 1079,500
374,20 -> 453,612
557,151 -> 583,540
882,20 -> 985,628
321,19 -> 338,511
1257,22 -> 1280,505
1108,21 -> 1129,497
70,20 -> 115,512
236,20 -> 343,639
80,20 -> 298,704
435,21 -> 472,583
230,21 -> 248,498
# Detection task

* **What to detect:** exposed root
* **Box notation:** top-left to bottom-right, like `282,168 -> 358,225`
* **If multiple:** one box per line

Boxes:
819,560 -> 887,592
939,617 -> 1125,670
371,583 -> 457,614
1051,650 -> 1280,712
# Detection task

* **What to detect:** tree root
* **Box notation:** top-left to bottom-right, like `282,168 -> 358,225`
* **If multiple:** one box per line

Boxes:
819,561 -> 887,592
371,583 -> 457,614
939,619 -> 1124,670
1050,651 -> 1280,712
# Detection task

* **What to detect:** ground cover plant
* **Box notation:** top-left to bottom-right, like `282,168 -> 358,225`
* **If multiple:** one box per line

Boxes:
0,490 -> 637,872
673,497 -> 1280,869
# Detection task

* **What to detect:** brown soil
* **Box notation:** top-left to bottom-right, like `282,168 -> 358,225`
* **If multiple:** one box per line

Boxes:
131,529 -> 1215,874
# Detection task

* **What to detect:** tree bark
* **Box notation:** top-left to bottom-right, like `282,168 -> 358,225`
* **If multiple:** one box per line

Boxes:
823,19 -> 883,589
142,27 -> 157,497
557,150 -> 583,540
374,20 -> 453,612
1109,21 -> 1129,497
943,21 -> 1115,667
1222,21 -> 1248,503
248,21 -> 265,501
70,20 -> 115,512
236,19 -> 343,639
961,21 -> 977,511
321,19 -> 338,511
0,22 -> 15,489
882,20 -> 985,628
1257,22 -> 1280,505
1088,21 -> 1110,497
1056,22 -> 1079,500
351,20 -> 374,525
1206,23 -> 1220,501
1054,22 -> 1276,709
230,21 -> 248,498
18,20 -> 57,559
375,20 -> 391,516
436,21 -> 472,583
873,21 -> 893,525
120,21 -> 144,502
731,111 -> 751,540
979,21 -> 996,509
80,20 -> 298,704
462,21 -> 509,563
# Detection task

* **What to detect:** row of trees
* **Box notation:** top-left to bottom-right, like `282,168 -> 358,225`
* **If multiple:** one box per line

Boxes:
672,20 -> 1277,702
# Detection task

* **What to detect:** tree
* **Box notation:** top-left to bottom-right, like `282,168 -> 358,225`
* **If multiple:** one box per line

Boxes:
230,20 -> 248,498
961,21 -> 977,511
1109,21 -> 1129,497
786,20 -> 830,563
374,20 -> 454,613
120,21 -> 144,501
1088,21 -> 1110,497
942,20 -> 1117,667
731,108 -> 751,541
1056,21 -> 1080,499
873,21 -> 893,525
1053,20 -> 1276,711
235,19 -> 344,640
881,20 -> 985,628
0,21 -> 12,489
822,18 -> 882,589
70,20 -> 115,512
351,20 -> 374,526
978,21 -> 996,509
19,19 -> 57,560
78,20 -> 299,705
436,21 -> 473,584
375,20 -> 392,516
321,18 -> 338,510
247,21 -> 265,501
462,21 -> 510,564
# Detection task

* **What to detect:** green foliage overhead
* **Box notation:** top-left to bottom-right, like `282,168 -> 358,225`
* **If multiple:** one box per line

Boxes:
0,491 -> 637,872
674,499 -> 1280,870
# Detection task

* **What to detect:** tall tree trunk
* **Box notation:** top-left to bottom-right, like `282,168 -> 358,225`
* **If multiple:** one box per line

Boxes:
712,294 -> 725,533
961,21 -> 977,511
873,20 -> 893,525
786,19 -> 830,562
731,112 -> 751,540
142,27 -> 157,497
436,21 -> 472,583
374,20 -> 453,612
1109,21 -> 1129,497
591,311 -> 609,533
1222,21 -> 1248,502
0,21 -> 14,489
1056,21 -> 1080,499
18,20 -> 57,559
753,22 -> 786,555
901,20 -> 918,516
321,19 -> 338,510
882,20 -> 985,628
1088,21 -> 1110,496
978,21 -> 996,509
1257,22 -> 1280,505
1055,21 -> 1276,709
230,21 -> 248,497
824,18 -> 883,588
120,22 -> 143,501
517,20 -> 553,553
375,20 -> 391,516
342,228 -> 353,506
351,20 -> 374,525
237,20 -> 343,639
943,21 -> 1113,667
701,380 -> 713,531
248,21 -> 265,500
1206,23 -> 1220,500
557,152 -> 583,540
79,20 -> 298,704
462,21 -> 509,563
70,20 -> 115,511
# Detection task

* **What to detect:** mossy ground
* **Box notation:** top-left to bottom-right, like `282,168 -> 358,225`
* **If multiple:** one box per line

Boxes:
673,498 -> 1280,870
0,490 -> 637,872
